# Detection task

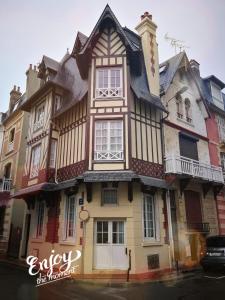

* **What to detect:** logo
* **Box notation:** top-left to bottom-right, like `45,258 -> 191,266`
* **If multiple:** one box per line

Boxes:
26,250 -> 81,287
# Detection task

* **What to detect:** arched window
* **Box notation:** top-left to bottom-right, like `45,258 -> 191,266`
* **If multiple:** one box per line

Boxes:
176,95 -> 183,119
4,163 -> 11,179
184,98 -> 192,123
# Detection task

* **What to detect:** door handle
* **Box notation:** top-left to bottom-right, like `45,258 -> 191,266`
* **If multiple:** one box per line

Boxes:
125,247 -> 127,255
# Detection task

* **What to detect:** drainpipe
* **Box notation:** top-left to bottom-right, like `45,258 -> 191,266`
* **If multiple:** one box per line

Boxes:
126,249 -> 131,282
166,190 -> 175,269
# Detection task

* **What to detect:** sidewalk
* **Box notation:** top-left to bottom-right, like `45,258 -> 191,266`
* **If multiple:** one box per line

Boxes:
0,255 -> 200,287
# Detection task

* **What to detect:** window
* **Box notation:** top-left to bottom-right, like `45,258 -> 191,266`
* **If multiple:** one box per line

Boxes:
35,201 -> 45,238
211,82 -> 224,110
102,189 -> 117,205
49,139 -> 57,168
184,98 -> 192,123
221,153 -> 225,172
95,120 -> 123,160
30,144 -> 41,178
143,194 -> 156,240
34,103 -> 45,131
217,115 -> 225,142
8,128 -> 15,152
96,68 -> 122,98
64,195 -> 76,241
54,95 -> 62,113
179,134 -> 198,160
176,95 -> 183,119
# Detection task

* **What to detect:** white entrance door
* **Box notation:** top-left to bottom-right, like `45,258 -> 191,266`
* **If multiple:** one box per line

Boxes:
94,220 -> 128,270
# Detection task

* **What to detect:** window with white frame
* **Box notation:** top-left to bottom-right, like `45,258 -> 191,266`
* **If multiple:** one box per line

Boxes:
35,201 -> 45,238
64,195 -> 76,241
211,82 -> 224,110
102,188 -> 117,205
95,120 -> 123,160
34,102 -> 45,131
54,95 -> 62,113
96,68 -> 122,98
49,139 -> 57,168
30,144 -> 41,178
217,115 -> 225,142
143,194 -> 156,240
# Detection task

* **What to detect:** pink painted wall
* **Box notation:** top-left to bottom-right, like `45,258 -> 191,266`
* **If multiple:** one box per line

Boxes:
205,112 -> 220,166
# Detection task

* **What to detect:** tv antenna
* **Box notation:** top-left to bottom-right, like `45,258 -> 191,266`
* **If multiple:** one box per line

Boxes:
165,33 -> 190,54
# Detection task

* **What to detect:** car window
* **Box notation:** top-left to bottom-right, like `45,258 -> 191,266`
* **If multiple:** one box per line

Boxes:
206,236 -> 225,247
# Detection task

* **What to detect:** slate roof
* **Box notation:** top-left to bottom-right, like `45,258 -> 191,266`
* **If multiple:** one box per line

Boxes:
159,52 -> 185,93
78,171 -> 138,182
42,55 -> 59,72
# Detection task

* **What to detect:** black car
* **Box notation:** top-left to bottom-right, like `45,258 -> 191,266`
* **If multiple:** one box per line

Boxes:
200,235 -> 225,271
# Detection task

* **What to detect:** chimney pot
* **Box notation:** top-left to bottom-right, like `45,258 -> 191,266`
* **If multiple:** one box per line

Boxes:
141,11 -> 152,20
13,85 -> 16,91
17,86 -> 20,92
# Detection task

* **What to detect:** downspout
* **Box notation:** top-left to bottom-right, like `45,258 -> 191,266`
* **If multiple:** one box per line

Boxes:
126,249 -> 131,282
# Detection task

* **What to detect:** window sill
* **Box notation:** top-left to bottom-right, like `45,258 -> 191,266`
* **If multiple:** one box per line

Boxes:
30,238 -> 44,243
59,240 -> 76,246
94,97 -> 124,101
93,160 -> 125,163
141,240 -> 163,247
177,117 -> 194,127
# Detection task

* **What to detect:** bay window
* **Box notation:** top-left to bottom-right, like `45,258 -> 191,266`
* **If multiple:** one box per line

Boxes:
96,68 -> 122,98
30,144 -> 41,178
143,194 -> 156,240
64,195 -> 76,241
95,120 -> 123,160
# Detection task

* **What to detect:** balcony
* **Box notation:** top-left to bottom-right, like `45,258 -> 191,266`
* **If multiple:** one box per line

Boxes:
0,177 -> 12,192
33,116 -> 44,131
94,151 -> 123,161
187,222 -> 210,233
95,87 -> 122,98
165,154 -> 224,183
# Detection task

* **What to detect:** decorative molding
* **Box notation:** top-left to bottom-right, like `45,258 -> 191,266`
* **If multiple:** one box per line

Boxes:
27,131 -> 48,145
131,158 -> 163,178
57,160 -> 86,182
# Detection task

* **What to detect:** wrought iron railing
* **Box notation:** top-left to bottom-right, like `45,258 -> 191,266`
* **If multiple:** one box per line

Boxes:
94,150 -> 123,161
165,154 -> 224,183
187,222 -> 210,233
95,87 -> 122,98
0,177 -> 12,192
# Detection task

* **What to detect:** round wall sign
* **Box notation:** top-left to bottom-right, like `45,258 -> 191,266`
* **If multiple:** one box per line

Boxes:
79,209 -> 90,222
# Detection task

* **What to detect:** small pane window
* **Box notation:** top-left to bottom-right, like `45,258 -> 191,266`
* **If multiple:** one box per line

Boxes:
36,201 -> 45,238
64,195 -> 76,240
96,68 -> 122,98
96,221 -> 108,244
112,221 -> 124,244
30,144 -> 41,178
143,194 -> 156,239
102,189 -> 117,205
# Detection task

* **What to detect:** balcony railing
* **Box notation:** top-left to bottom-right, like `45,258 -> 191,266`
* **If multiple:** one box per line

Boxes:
8,142 -> 14,152
0,177 -> 12,192
30,165 -> 39,178
94,151 -> 123,161
165,154 -> 224,183
33,116 -> 44,131
95,87 -> 122,98
187,222 -> 210,233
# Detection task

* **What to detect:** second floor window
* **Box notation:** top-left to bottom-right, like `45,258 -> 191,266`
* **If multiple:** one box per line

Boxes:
49,139 -> 57,168
176,95 -> 183,119
184,98 -> 192,123
95,120 -> 123,161
8,128 -> 15,152
30,144 -> 41,178
34,103 -> 45,131
64,195 -> 76,241
96,68 -> 122,98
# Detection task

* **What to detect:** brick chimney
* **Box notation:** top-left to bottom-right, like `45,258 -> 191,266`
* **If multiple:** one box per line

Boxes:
9,85 -> 22,112
190,59 -> 200,77
26,64 -> 41,98
135,12 -> 160,97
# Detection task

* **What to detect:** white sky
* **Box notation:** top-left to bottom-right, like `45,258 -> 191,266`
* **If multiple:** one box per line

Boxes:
1,0 -> 225,112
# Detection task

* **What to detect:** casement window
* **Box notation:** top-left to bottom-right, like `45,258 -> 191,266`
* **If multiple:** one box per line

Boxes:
95,68 -> 122,98
95,120 -> 123,160
8,128 -> 15,152
211,82 -> 224,110
30,144 -> 41,178
102,188 -> 117,205
143,194 -> 156,240
34,103 -> 45,131
184,98 -> 192,123
54,95 -> 62,113
49,139 -> 57,168
176,95 -> 183,119
35,201 -> 45,238
217,115 -> 225,142
179,134 -> 198,161
64,195 -> 76,241
221,153 -> 225,172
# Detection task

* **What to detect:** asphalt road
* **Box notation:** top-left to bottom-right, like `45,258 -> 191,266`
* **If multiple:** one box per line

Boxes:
1,263 -> 225,300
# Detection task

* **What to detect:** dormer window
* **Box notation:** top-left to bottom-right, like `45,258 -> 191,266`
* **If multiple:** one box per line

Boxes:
211,82 -> 224,110
95,68 -> 122,98
184,98 -> 192,123
33,102 -> 45,131
54,95 -> 62,113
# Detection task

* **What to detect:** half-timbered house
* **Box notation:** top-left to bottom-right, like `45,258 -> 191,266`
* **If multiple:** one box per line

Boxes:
14,6 -> 174,278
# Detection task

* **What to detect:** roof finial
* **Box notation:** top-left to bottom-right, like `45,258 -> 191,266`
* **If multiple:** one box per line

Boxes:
66,48 -> 69,54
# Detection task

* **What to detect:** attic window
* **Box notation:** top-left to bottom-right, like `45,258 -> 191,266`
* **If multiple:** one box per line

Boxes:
159,64 -> 167,73
211,82 -> 224,109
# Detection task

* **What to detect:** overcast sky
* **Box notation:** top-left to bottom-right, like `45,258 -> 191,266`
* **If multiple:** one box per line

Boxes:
0,0 -> 225,112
